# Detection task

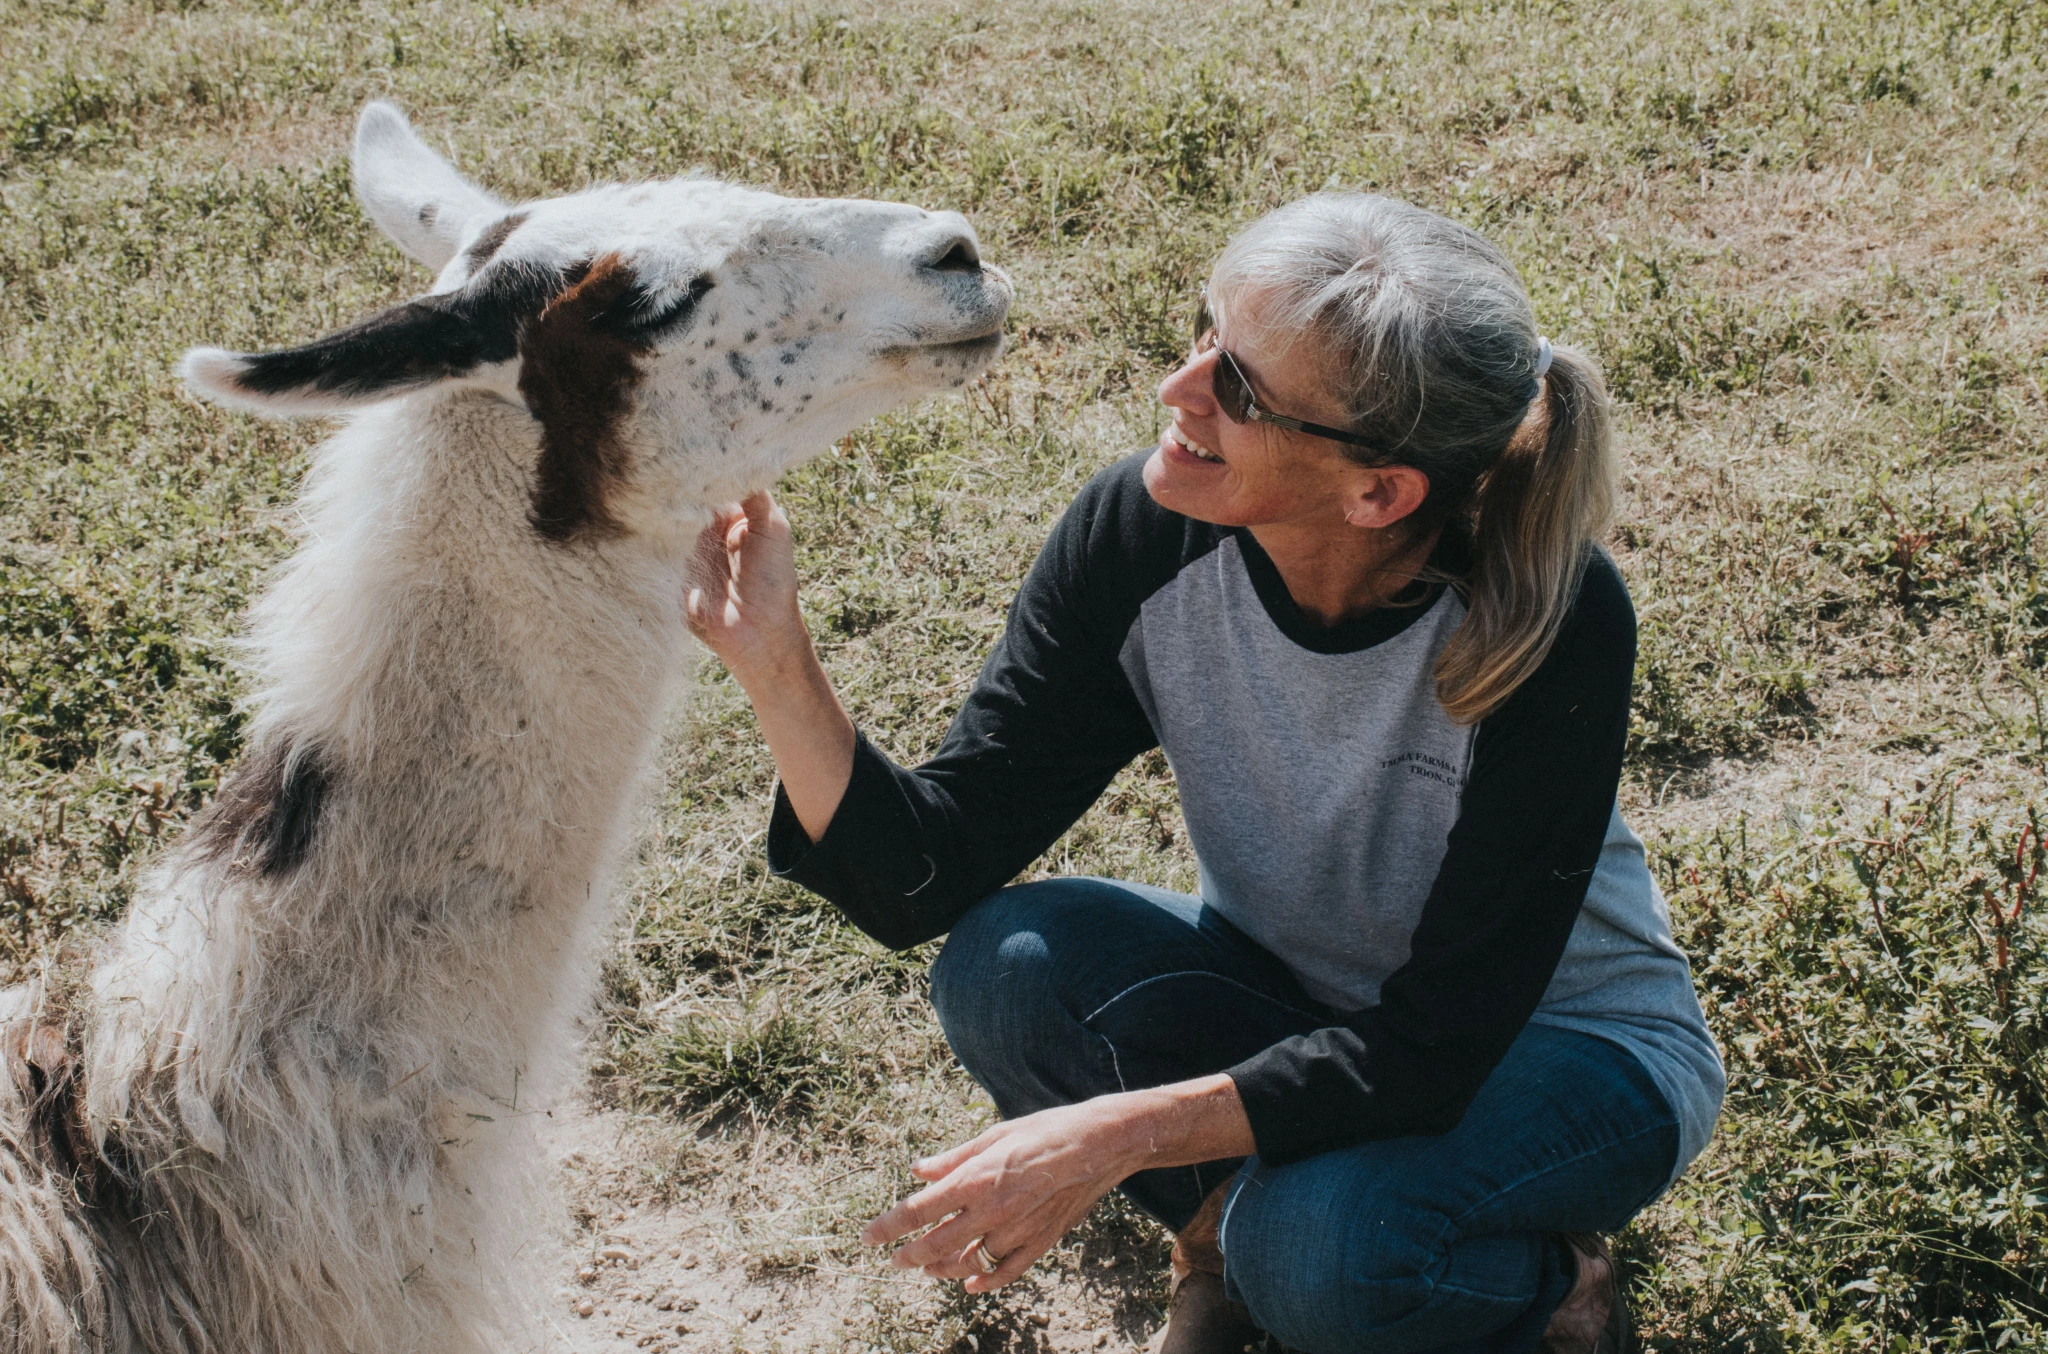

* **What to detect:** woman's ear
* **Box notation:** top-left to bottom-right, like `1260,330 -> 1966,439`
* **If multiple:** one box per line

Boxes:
1342,464 -> 1432,529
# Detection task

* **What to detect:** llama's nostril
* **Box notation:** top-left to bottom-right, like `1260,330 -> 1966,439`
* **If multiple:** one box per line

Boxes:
928,239 -> 981,274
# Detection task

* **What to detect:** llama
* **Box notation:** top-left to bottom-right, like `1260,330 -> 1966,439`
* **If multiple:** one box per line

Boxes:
0,101 -> 1011,1354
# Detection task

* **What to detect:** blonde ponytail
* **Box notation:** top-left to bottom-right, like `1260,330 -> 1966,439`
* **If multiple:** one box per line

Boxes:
1433,345 -> 1616,723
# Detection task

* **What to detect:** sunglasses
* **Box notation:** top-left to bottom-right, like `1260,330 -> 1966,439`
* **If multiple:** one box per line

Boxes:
1193,296 -> 1386,452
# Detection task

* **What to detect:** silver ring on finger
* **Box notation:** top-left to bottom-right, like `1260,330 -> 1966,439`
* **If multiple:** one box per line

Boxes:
974,1242 -> 1000,1275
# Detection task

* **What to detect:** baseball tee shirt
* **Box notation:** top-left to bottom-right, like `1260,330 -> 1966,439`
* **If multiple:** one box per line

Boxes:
768,452 -> 1724,1178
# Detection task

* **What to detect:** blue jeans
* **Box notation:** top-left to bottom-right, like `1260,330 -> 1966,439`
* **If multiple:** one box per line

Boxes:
929,878 -> 1680,1354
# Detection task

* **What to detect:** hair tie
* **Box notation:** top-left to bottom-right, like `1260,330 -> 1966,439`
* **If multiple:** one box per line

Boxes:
1533,336 -> 1553,379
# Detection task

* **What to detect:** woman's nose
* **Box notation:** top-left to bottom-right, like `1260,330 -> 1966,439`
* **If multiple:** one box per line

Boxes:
1158,346 -> 1218,412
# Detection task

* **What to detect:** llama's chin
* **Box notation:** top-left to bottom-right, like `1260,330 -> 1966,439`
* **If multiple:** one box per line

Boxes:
881,329 -> 1004,360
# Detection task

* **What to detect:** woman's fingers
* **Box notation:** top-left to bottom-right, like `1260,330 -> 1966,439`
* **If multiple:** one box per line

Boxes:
683,496 -> 806,661
888,1168 -> 1097,1279
862,1178 -> 963,1249
682,586 -> 712,637
865,1102 -> 1138,1290
889,1204 -> 986,1271
962,1215 -> 1071,1293
741,488 -> 783,532
729,491 -> 790,563
927,1199 -> 1055,1281
721,491 -> 800,615
866,1123 -> 1013,1250
688,507 -> 737,582
685,509 -> 739,617
911,1126 -> 1003,1182
920,1193 -> 1077,1287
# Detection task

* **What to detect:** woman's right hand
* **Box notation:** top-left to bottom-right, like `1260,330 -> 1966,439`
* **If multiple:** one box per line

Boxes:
684,491 -> 809,687
683,490 -> 856,843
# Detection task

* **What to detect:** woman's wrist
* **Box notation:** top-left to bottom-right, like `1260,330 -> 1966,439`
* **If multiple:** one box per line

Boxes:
1097,1074 -> 1256,1176
718,615 -> 817,693
737,628 -> 856,844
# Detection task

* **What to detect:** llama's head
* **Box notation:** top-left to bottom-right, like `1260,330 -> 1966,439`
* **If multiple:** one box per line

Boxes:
181,102 -> 1013,539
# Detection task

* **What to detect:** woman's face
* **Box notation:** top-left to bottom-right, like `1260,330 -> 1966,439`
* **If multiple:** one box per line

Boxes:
1142,292 -> 1376,531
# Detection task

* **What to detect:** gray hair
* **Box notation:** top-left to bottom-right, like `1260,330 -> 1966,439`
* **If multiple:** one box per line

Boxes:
1210,193 -> 1617,723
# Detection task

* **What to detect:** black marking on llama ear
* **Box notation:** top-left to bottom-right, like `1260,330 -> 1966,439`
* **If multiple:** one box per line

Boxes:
198,262 -> 564,411
189,740 -> 333,877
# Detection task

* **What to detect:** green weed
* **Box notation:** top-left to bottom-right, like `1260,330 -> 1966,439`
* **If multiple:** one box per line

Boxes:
1636,788 -> 2048,1349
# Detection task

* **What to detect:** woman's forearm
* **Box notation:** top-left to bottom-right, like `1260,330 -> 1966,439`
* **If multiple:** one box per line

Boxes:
734,633 -> 855,843
1104,1073 -> 1258,1173
682,495 -> 855,844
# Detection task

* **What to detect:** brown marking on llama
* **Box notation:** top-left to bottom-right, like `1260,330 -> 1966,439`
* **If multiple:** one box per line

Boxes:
2,1017 -> 96,1203
518,254 -> 651,542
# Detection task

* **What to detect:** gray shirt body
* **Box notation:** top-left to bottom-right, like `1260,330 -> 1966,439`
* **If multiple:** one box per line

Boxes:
1121,535 -> 1725,1180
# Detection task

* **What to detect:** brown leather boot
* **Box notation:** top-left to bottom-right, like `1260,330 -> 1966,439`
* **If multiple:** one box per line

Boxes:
1145,1184 -> 1266,1354
1539,1234 -> 1631,1354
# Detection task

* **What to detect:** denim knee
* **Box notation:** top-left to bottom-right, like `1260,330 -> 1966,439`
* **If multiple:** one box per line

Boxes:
929,884 -> 1138,1119
928,889 -> 1053,1073
1222,1161 -> 1539,1354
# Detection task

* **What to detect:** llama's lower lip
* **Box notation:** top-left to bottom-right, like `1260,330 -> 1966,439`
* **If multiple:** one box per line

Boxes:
930,331 -> 1004,356
883,330 -> 1005,361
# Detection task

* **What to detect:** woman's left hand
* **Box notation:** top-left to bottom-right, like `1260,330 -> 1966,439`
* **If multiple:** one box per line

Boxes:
862,1075 -> 1255,1292
862,1096 -> 1146,1292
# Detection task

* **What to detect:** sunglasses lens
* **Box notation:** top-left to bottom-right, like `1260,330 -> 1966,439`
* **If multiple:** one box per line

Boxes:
1193,292 -> 1250,423
1212,350 -> 1251,423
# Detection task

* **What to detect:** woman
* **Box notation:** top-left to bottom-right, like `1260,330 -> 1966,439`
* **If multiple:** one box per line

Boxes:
684,195 -> 1724,1354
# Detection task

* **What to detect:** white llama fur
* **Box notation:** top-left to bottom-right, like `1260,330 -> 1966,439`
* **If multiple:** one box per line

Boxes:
0,102 -> 1010,1354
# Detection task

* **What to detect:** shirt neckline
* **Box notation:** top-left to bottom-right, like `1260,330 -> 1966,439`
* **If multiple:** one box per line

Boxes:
1227,527 -> 1460,656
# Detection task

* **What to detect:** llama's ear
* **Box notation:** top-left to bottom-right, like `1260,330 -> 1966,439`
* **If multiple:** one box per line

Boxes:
179,274 -> 546,416
352,101 -> 504,271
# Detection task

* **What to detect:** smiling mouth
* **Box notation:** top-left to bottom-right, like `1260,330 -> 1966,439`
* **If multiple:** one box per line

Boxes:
1170,427 -> 1224,463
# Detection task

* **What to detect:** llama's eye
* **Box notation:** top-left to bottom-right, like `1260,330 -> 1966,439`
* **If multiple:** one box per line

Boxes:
622,277 -> 713,337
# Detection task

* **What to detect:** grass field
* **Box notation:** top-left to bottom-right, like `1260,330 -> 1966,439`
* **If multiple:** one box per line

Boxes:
3,0 -> 2046,1349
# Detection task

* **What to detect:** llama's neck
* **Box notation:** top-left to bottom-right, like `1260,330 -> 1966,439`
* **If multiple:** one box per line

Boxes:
243,390 -> 698,916
90,390 -> 701,1128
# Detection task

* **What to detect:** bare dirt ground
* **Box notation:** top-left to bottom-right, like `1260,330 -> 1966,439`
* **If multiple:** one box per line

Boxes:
1626,729 -> 2046,839
538,1108 -> 1167,1354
